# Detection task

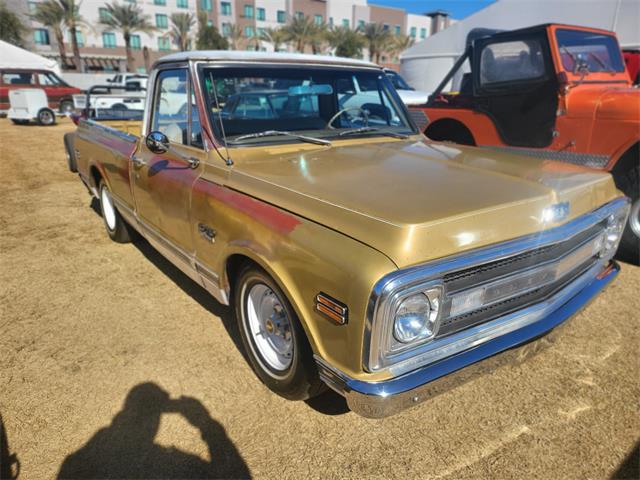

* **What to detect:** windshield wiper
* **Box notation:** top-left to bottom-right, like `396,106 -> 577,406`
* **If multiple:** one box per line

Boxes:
229,130 -> 331,146
336,127 -> 409,139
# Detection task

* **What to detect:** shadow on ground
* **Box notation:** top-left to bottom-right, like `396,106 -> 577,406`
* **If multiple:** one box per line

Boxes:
89,199 -> 351,417
1,414 -> 20,479
57,383 -> 251,479
611,440 -> 640,479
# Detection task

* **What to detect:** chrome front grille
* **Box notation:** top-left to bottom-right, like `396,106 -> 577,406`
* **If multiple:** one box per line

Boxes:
437,221 -> 607,338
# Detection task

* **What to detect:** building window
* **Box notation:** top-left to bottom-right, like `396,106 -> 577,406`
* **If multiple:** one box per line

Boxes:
222,22 -> 231,36
158,37 -> 171,51
33,28 -> 50,45
256,7 -> 265,20
156,14 -> 168,28
200,0 -> 211,10
410,26 -> 416,38
357,20 -> 365,29
220,1 -> 231,15
27,1 -> 37,13
102,32 -> 116,48
243,4 -> 253,18
154,0 -> 165,4
295,11 -> 303,20
420,27 -> 427,39
244,25 -> 254,37
314,14 -> 322,25
277,10 -> 285,23
99,7 -> 110,21
207,20 -> 213,26
130,34 -> 141,49
394,25 -> 400,35
257,27 -> 265,38
177,0 -> 187,8
342,19 -> 349,27
68,30 -> 84,47
383,23 -> 389,31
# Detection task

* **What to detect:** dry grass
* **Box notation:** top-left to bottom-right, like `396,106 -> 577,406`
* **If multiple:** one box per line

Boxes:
0,117 -> 638,479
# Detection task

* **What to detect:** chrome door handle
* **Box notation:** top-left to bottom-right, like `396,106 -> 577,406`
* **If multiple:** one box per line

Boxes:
132,156 -> 146,167
187,156 -> 200,169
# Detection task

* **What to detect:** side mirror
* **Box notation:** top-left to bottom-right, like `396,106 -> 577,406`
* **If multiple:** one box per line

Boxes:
146,131 -> 169,154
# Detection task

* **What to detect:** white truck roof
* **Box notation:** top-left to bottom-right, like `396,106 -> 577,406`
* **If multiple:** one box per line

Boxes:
155,50 -> 380,69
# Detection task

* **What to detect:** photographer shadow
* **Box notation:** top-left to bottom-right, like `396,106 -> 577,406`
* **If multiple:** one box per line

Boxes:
57,383 -> 251,479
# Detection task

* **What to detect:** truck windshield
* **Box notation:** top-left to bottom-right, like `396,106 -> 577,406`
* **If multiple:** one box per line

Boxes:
200,66 -> 416,144
556,29 -> 625,74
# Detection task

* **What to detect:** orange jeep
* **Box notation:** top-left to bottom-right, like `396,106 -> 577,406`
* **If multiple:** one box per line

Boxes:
413,24 -> 639,263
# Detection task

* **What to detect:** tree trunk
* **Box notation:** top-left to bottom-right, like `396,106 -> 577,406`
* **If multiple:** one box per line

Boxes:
53,28 -> 68,70
143,46 -> 150,73
69,26 -> 82,72
124,33 -> 134,72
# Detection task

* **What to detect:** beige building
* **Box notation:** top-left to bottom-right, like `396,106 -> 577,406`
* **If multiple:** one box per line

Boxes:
9,0 -> 450,72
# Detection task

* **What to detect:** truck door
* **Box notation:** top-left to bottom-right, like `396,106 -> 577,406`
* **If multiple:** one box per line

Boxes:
131,67 -> 206,255
472,31 -> 558,148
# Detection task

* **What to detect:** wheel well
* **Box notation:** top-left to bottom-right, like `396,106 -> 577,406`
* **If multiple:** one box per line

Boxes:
225,254 -> 258,293
611,142 -> 639,177
90,166 -> 102,190
425,118 -> 476,146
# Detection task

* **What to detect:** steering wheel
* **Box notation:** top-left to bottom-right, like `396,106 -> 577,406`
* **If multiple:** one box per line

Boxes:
327,106 -> 369,129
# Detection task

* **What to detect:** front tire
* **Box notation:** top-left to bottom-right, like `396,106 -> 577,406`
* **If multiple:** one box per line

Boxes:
98,180 -> 133,243
234,265 -> 324,401
37,108 -> 56,126
616,165 -> 639,265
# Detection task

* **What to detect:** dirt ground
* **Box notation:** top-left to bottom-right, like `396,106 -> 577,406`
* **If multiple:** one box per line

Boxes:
0,117 -> 638,480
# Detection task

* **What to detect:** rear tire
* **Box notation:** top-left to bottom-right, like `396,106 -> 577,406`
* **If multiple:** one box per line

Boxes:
59,100 -> 74,115
37,108 -> 56,126
234,265 -> 325,401
64,133 -> 77,172
98,180 -> 133,243
615,165 -> 639,265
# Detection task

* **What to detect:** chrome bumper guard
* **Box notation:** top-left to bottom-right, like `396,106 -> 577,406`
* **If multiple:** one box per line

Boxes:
315,260 -> 619,418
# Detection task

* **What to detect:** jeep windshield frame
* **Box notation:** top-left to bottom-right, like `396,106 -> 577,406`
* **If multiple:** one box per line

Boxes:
198,64 -> 417,146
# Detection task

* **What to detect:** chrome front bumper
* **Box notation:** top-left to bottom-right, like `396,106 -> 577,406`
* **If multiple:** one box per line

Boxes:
315,260 -> 620,418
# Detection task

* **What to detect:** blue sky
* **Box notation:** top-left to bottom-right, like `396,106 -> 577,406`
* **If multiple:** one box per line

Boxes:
370,0 -> 496,20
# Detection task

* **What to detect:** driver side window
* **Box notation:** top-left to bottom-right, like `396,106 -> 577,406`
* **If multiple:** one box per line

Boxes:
480,39 -> 545,85
151,69 -> 189,145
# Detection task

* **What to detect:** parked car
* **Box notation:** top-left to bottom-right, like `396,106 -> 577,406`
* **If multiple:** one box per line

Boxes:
0,68 -> 81,114
65,51 -> 629,418
411,24 -> 639,264
8,88 -> 56,125
107,73 -> 148,88
383,68 -> 431,106
623,49 -> 640,85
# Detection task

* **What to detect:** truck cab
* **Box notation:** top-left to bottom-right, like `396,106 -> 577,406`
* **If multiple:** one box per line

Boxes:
413,24 -> 639,263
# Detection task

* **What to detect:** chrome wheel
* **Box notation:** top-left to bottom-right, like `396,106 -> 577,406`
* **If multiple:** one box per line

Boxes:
244,283 -> 293,373
100,185 -> 117,231
38,110 -> 54,125
629,198 -> 640,238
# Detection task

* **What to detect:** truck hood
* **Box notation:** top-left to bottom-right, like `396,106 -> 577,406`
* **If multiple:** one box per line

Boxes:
228,138 -> 619,268
396,89 -> 431,106
595,86 -> 640,121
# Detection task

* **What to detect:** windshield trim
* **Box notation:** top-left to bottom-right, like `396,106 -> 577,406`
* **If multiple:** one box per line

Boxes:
196,62 -> 418,148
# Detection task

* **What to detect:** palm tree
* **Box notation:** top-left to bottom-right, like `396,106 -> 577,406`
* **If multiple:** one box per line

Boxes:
326,26 -> 364,58
196,12 -> 227,50
59,0 -> 85,72
100,2 -> 155,72
359,22 -> 390,64
281,15 -> 316,53
169,12 -> 194,51
225,23 -> 243,50
259,27 -> 287,52
390,34 -> 414,56
309,21 -> 327,55
0,0 -> 28,47
30,0 -> 68,67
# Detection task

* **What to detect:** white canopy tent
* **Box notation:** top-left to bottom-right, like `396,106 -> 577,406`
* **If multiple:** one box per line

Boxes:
0,40 -> 60,74
400,0 -> 640,92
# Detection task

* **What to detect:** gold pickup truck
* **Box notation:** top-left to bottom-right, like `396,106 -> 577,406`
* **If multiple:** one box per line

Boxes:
66,52 -> 630,418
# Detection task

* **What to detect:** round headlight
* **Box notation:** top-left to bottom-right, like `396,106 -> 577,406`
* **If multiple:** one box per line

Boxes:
393,293 -> 434,343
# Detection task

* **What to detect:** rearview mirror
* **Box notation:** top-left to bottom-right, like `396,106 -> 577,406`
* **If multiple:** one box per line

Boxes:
288,84 -> 333,96
146,131 -> 169,154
